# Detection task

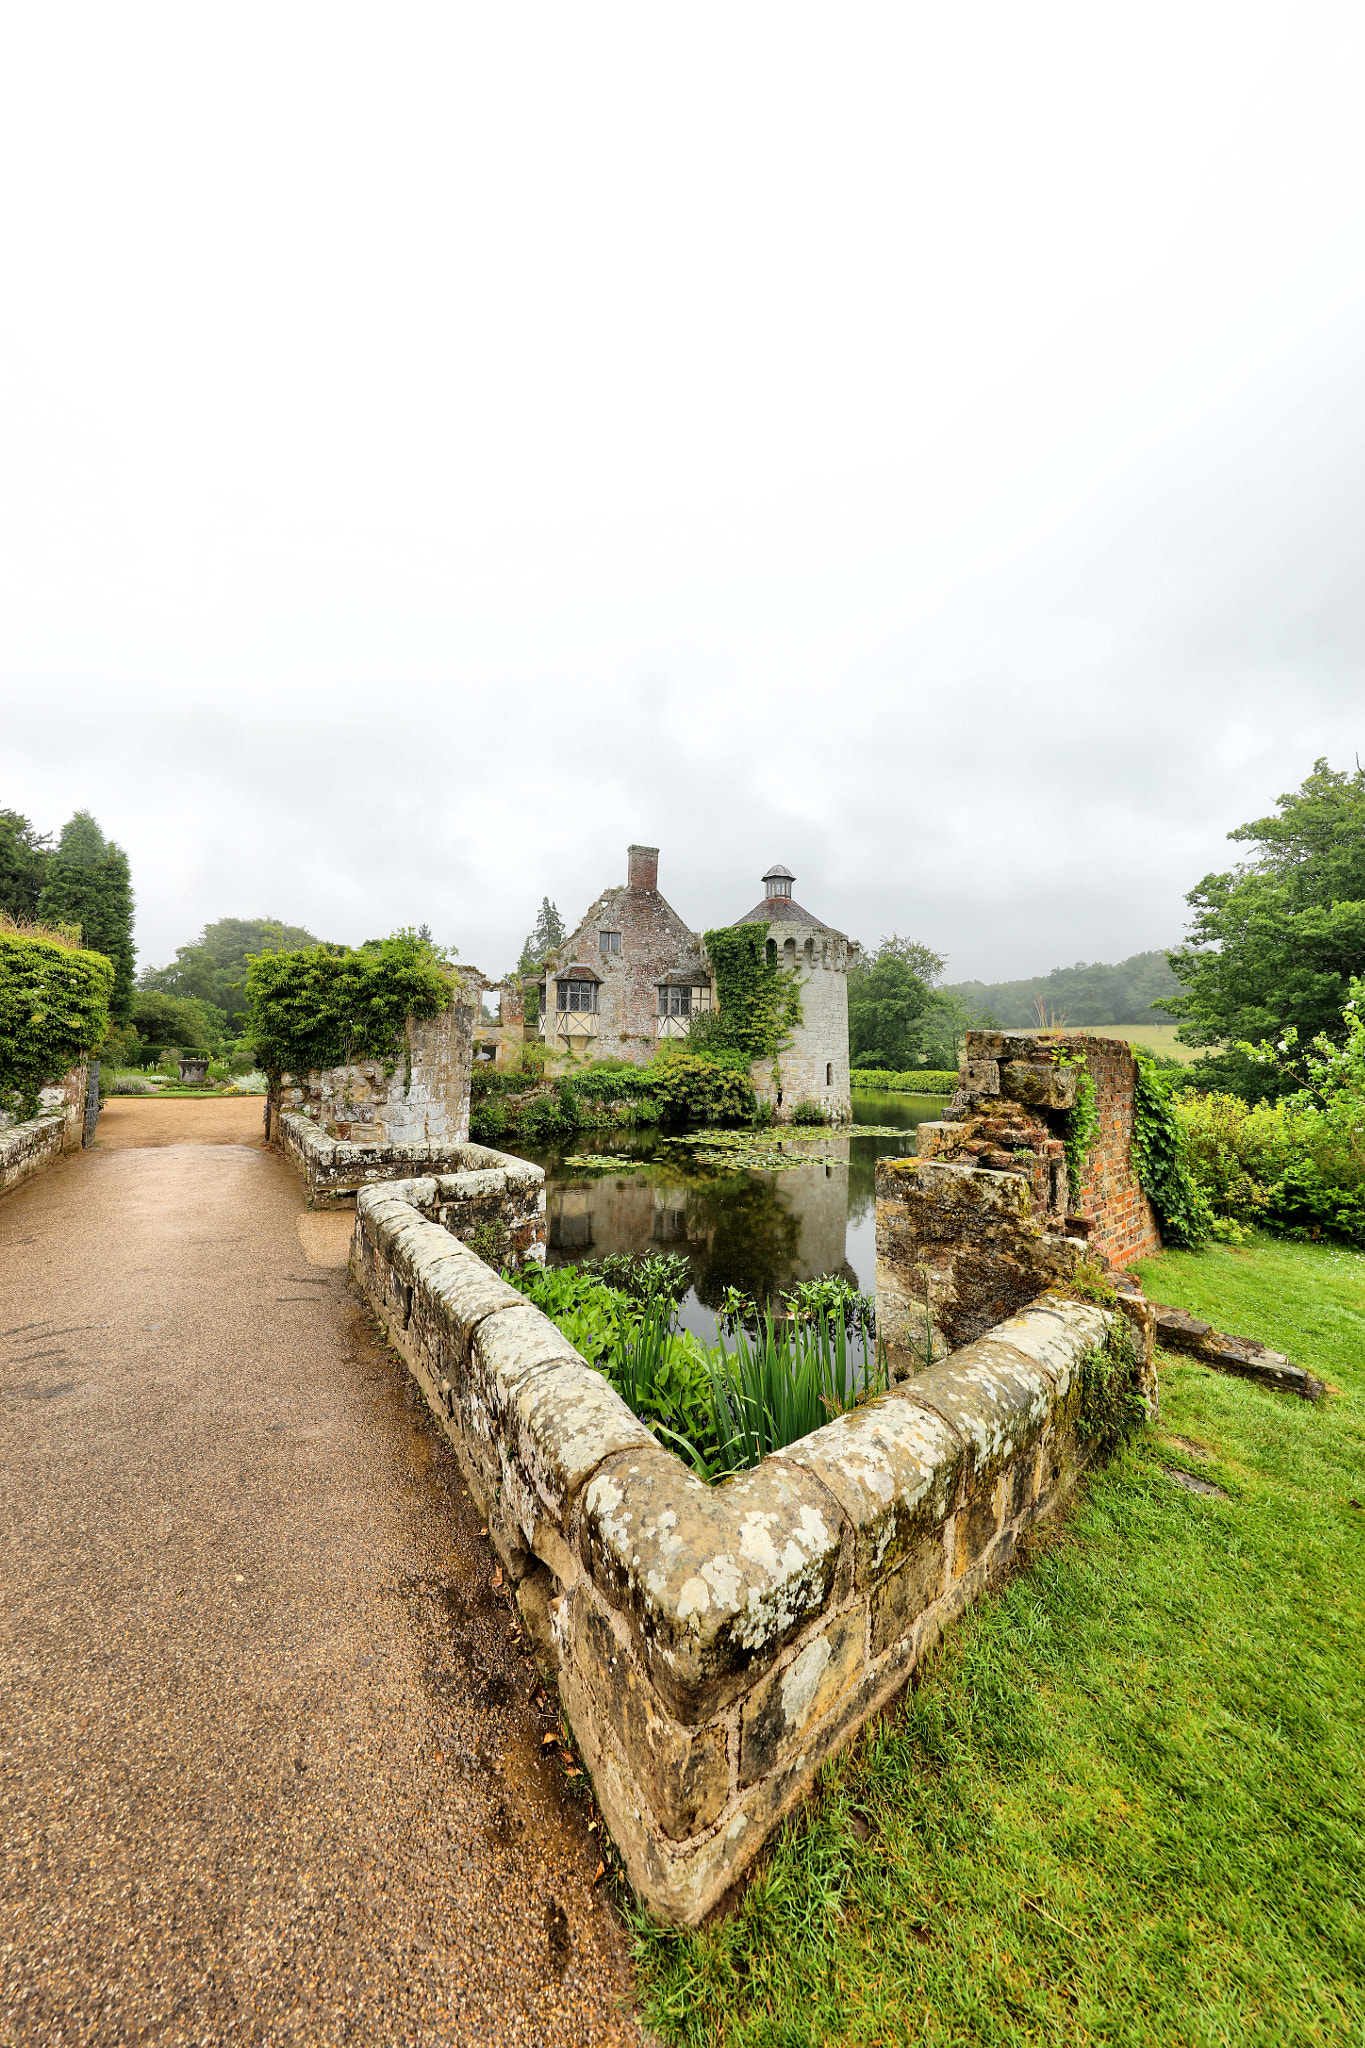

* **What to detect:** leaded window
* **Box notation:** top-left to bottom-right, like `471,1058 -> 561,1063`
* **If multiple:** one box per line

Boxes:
599,931 -> 621,956
658,985 -> 692,1017
557,980 -> 597,1013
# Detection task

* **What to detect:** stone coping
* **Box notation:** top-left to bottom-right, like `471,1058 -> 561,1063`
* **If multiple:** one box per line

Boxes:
0,1111 -> 69,1199
350,1180 -> 1147,1924
278,1110 -> 535,1206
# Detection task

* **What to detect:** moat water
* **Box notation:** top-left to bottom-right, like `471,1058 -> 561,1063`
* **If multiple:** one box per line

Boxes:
509,1089 -> 948,1349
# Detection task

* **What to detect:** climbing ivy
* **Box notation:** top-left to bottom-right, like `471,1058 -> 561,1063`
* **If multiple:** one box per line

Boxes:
702,925 -> 804,1065
0,929 -> 113,1119
1131,1050 -> 1212,1248
1077,1320 -> 1148,1455
1054,1050 -> 1100,1210
246,930 -> 455,1082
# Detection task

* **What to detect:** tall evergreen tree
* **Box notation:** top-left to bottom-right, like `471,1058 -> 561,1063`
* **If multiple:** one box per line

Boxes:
517,897 -> 566,975
0,809 -> 51,920
38,811 -> 136,1024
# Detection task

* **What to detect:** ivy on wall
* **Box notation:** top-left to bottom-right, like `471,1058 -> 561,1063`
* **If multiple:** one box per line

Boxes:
1131,1051 -> 1212,1248
702,926 -> 804,1065
1,929 -> 114,1119
247,931 -> 456,1082
1054,1049 -> 1100,1210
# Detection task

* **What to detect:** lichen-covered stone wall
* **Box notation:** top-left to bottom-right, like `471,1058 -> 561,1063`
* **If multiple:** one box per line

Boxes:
0,1063 -> 88,1200
268,997 -> 475,1154
351,1180 -> 1151,1926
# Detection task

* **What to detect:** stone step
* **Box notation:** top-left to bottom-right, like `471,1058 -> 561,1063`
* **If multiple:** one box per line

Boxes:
1148,1301 -> 1325,1402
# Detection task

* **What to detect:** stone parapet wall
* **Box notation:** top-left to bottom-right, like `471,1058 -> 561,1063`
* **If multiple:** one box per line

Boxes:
351,1181 -> 1149,1925
1,1062 -> 89,1200
277,1114 -> 546,1238
0,1111 -> 69,1199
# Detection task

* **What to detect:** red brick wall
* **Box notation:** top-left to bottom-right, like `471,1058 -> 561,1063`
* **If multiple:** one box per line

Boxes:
1066,1034 -> 1162,1267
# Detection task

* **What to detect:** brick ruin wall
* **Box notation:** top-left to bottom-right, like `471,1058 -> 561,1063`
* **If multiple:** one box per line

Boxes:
963,1031 -> 1161,1267
876,1031 -> 1160,1368
351,1180 -> 1154,1926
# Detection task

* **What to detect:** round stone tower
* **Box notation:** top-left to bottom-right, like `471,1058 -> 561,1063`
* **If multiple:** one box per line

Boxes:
729,862 -> 853,1123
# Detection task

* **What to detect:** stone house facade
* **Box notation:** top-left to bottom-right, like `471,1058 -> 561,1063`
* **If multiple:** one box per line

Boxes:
539,849 -> 855,1117
539,846 -> 711,1065
725,864 -> 854,1124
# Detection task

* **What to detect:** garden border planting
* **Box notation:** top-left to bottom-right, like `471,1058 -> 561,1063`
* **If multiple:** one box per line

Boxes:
350,1178 -> 1153,1925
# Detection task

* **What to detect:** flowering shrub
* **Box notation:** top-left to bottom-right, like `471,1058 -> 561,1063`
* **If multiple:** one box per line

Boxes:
1175,984 -> 1365,1244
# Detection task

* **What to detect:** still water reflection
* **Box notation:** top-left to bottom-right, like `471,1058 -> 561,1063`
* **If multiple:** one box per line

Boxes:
509,1089 -> 947,1348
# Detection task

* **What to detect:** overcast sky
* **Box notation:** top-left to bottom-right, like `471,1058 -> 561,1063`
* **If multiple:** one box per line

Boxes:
2,4 -> 1362,983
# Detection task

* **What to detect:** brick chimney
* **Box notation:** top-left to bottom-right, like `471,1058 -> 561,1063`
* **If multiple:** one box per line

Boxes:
627,844 -> 659,892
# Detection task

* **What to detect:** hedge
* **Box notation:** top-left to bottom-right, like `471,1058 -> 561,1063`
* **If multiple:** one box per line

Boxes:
1,931 -> 113,1118
850,1068 -> 957,1095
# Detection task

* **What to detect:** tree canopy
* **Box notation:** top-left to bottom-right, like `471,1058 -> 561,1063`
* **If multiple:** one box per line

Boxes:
0,810 -> 51,921
1165,758 -> 1365,1096
36,811 -> 136,1025
848,935 -> 969,1072
139,916 -> 321,1028
130,989 -> 218,1052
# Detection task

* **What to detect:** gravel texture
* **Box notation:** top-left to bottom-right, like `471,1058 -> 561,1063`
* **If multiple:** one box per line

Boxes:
0,1103 -> 644,2045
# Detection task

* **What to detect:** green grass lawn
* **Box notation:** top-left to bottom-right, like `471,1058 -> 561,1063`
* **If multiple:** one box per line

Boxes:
629,1235 -> 1365,2045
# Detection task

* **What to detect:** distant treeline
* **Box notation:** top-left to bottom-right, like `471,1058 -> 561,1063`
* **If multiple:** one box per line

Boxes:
945,950 -> 1184,1028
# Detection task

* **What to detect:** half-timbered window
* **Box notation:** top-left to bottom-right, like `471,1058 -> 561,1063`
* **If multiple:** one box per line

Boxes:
658,984 -> 692,1017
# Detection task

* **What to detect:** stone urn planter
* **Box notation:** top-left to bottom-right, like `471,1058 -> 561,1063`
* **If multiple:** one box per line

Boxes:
176,1055 -> 209,1085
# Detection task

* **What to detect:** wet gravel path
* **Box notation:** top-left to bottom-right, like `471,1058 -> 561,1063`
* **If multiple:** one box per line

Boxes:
0,1106 -> 643,2046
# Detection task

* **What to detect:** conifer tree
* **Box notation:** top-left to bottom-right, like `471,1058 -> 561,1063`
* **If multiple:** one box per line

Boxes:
38,811 -> 136,1024
0,809 -> 50,920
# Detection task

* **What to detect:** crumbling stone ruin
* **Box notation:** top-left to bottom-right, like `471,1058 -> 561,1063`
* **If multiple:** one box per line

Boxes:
269,995 -> 481,1204
877,1030 -> 1161,1366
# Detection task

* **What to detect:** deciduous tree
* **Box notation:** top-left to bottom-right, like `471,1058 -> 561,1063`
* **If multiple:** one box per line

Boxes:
1166,758 -> 1365,1096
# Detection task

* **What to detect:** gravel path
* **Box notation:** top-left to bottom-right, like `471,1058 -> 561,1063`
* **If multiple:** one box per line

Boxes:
0,1104 -> 644,2046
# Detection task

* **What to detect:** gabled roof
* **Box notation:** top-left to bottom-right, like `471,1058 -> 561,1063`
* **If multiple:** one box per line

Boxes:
555,960 -> 603,982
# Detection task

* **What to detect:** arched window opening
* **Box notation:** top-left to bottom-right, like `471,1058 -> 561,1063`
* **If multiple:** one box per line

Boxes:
765,938 -> 777,967
822,940 -> 829,968
783,937 -> 796,968
804,937 -> 814,965
826,1062 -> 833,1085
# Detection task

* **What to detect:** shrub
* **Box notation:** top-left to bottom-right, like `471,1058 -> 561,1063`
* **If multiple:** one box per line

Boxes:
0,930 -> 114,1119
247,929 -> 455,1080
649,1053 -> 755,1129
791,1097 -> 828,1125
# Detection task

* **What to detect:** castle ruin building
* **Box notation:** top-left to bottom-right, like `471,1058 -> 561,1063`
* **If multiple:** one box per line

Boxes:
540,846 -> 711,1064
538,848 -> 854,1118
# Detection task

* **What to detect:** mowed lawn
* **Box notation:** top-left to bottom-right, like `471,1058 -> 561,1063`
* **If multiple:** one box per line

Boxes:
630,1236 -> 1365,2046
